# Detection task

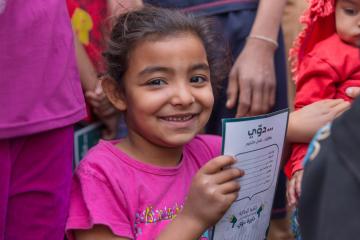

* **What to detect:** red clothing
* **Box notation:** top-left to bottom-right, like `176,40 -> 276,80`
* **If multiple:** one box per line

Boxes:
284,33 -> 360,178
66,0 -> 108,122
66,0 -> 108,73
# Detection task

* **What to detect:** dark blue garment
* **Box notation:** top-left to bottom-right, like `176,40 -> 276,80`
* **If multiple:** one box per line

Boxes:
145,0 -> 258,16
204,9 -> 288,136
299,97 -> 360,239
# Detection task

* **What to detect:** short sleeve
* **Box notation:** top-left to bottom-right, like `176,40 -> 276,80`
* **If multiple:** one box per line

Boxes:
66,163 -> 134,240
199,134 -> 222,157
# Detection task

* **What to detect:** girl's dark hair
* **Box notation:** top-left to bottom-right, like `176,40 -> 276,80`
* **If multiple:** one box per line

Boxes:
104,5 -> 230,94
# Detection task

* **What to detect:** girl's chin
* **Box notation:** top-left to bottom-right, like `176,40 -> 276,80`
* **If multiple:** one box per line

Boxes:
158,133 -> 199,148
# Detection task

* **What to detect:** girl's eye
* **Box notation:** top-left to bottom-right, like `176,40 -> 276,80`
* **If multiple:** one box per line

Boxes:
190,75 -> 208,84
146,78 -> 167,86
344,8 -> 357,15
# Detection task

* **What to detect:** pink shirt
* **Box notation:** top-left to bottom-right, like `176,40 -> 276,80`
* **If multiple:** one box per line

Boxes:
66,135 -> 222,239
0,0 -> 86,138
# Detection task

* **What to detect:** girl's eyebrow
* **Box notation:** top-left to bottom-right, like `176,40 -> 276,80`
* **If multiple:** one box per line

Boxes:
138,66 -> 173,76
138,63 -> 209,76
190,63 -> 210,72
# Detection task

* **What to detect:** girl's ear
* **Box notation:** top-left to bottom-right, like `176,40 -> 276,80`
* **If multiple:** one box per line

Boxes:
101,76 -> 127,111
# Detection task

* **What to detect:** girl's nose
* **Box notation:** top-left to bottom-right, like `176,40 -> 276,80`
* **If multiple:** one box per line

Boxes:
170,83 -> 195,106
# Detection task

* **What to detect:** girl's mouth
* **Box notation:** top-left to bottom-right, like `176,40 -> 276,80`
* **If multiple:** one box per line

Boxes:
160,114 -> 195,122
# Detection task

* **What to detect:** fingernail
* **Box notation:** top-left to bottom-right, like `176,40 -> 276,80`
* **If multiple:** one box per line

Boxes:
226,100 -> 231,108
346,87 -> 354,96
95,86 -> 102,95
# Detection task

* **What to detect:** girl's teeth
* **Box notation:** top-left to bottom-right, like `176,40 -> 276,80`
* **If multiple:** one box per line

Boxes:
165,115 -> 192,121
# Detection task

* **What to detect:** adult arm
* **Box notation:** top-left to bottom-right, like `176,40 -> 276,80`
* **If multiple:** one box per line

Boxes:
287,99 -> 351,143
74,34 -> 98,92
73,31 -> 114,117
74,36 -> 118,138
226,0 -> 287,117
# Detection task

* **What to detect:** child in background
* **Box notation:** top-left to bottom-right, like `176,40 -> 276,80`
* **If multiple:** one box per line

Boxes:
286,0 -> 360,206
67,0 -> 142,139
66,6 -> 244,240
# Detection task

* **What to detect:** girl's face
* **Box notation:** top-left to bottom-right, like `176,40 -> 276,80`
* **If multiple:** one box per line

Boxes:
118,33 -> 214,148
336,0 -> 360,47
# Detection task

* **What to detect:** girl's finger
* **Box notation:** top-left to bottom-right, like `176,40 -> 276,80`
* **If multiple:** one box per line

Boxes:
218,180 -> 241,194
222,192 -> 239,206
201,156 -> 236,175
212,167 -> 244,184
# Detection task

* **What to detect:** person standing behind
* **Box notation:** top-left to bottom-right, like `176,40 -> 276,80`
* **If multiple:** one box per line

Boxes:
67,0 -> 143,139
0,0 -> 86,239
298,95 -> 360,240
286,0 -> 360,206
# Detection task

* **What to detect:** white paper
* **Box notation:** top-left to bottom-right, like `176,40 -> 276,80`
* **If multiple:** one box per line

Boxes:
212,110 -> 288,240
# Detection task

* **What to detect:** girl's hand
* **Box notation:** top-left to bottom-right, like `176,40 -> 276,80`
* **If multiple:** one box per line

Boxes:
182,156 -> 244,229
286,170 -> 303,207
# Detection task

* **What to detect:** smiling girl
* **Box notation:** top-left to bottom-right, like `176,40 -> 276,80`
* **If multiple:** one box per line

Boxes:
65,6 -> 244,240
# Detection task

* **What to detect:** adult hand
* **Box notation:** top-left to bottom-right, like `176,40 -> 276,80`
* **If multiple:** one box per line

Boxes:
86,79 -> 119,139
182,156 -> 244,229
287,170 -> 303,207
288,99 -> 351,143
226,39 -> 276,117
85,79 -> 118,118
101,114 -> 119,140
